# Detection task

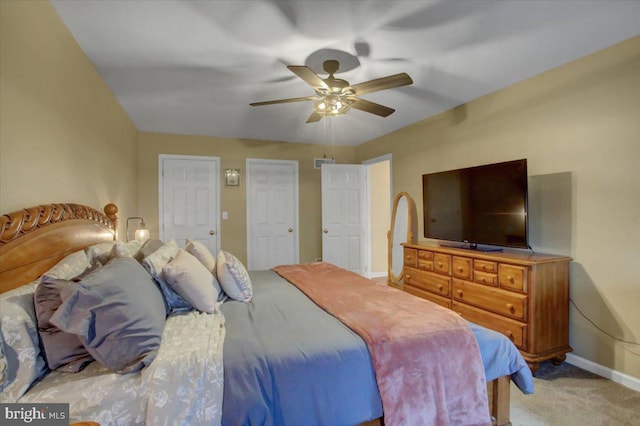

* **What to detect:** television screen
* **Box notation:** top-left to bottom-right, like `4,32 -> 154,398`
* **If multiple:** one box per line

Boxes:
422,159 -> 529,249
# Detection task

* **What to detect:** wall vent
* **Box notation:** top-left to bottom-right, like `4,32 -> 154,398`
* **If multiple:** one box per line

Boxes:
314,158 -> 335,169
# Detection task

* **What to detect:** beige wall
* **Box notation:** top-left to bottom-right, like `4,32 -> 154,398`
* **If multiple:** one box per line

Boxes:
138,132 -> 356,264
0,1 -> 138,234
356,36 -> 640,379
368,160 -> 391,275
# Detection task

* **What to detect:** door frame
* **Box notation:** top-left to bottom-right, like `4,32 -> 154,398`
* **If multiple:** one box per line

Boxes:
246,158 -> 300,269
158,154 -> 221,251
362,153 -> 393,278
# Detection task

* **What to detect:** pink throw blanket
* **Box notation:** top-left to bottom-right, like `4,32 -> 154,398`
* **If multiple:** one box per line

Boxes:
273,262 -> 491,426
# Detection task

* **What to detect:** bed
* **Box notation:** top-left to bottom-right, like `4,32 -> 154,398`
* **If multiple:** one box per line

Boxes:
0,203 -> 532,425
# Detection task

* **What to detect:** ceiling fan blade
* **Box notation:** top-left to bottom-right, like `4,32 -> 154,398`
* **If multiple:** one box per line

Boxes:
287,65 -> 329,91
349,98 -> 395,117
306,111 -> 324,123
348,73 -> 413,96
250,95 -> 318,106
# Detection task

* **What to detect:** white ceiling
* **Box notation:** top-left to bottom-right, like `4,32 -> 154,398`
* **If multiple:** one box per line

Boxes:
50,0 -> 640,147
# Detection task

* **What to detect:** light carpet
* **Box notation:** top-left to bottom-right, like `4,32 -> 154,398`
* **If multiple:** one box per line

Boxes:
510,361 -> 640,425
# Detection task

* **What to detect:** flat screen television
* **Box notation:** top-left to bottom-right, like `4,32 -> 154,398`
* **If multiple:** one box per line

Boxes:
422,159 -> 529,250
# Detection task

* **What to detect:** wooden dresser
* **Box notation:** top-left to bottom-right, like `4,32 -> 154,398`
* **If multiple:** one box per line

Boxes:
403,243 -> 572,373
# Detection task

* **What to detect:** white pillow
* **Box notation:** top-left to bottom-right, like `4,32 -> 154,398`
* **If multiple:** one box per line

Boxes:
162,250 -> 219,313
185,239 -> 223,297
142,239 -> 179,276
185,239 -> 216,271
216,251 -> 252,302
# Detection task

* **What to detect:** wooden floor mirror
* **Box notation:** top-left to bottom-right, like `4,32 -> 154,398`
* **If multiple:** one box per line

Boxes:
387,192 -> 417,287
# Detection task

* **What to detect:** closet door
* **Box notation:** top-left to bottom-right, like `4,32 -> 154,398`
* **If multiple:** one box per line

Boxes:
159,155 -> 220,254
246,159 -> 299,270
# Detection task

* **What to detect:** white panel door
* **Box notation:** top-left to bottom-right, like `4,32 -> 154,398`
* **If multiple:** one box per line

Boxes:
160,155 -> 220,254
321,164 -> 367,275
246,159 -> 299,270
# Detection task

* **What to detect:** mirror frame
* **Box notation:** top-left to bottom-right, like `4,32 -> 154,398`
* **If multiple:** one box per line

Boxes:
388,192 -> 417,285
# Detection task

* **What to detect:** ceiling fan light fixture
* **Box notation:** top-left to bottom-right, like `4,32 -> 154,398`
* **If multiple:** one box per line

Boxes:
251,60 -> 413,122
314,94 -> 350,116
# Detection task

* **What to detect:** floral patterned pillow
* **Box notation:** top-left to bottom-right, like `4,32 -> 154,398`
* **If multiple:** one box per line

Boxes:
0,248 -> 97,402
216,251 -> 252,302
44,249 -> 91,280
0,340 -> 6,385
85,241 -> 117,267
109,240 -> 143,260
0,281 -> 47,402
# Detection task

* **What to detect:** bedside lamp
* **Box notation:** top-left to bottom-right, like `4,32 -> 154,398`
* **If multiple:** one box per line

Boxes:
126,217 -> 150,242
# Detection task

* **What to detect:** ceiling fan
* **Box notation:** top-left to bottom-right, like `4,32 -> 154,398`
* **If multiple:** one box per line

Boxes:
250,60 -> 413,123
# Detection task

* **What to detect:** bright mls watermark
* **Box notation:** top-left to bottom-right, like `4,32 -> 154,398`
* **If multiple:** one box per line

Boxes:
0,403 -> 69,425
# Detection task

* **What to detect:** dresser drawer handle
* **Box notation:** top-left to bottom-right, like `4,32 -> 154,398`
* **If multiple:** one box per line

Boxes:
437,284 -> 444,292
438,262 -> 443,267
506,303 -> 515,313
456,289 -> 463,297
406,275 -> 411,281
508,275 -> 515,283
458,266 -> 463,272
504,331 -> 514,339
480,277 -> 486,283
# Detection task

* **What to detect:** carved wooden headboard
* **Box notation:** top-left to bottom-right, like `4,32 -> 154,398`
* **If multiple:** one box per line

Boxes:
0,203 -> 118,293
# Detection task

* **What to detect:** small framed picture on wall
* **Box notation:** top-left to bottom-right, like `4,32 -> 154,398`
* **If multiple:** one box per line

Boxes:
225,168 -> 240,186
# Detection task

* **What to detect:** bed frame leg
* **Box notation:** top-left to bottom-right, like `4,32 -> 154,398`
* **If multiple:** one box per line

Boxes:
487,375 -> 511,426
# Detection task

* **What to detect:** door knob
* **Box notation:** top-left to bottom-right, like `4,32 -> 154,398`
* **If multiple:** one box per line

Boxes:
288,228 -> 293,233
323,228 -> 328,233
209,230 -> 216,235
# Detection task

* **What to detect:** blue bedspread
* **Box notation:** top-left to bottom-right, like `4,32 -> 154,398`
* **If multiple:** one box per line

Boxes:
220,270 -> 534,426
469,321 -> 534,394
220,270 -> 382,426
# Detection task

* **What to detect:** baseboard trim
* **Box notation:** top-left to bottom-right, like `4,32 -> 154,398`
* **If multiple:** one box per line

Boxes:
566,353 -> 640,392
368,271 -> 387,279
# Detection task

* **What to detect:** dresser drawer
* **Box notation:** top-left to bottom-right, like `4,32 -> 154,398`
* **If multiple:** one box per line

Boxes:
474,270 -> 498,287
405,285 -> 451,309
453,301 -> 527,349
404,248 -> 417,267
452,279 -> 527,320
474,259 -> 498,274
433,253 -> 451,275
416,250 -> 434,271
405,268 -> 451,297
452,256 -> 473,280
417,250 -> 434,261
417,259 -> 433,272
499,264 -> 528,292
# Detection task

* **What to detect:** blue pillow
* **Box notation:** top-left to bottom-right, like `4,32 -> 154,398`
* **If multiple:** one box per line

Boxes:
151,275 -> 192,315
50,257 -> 166,374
